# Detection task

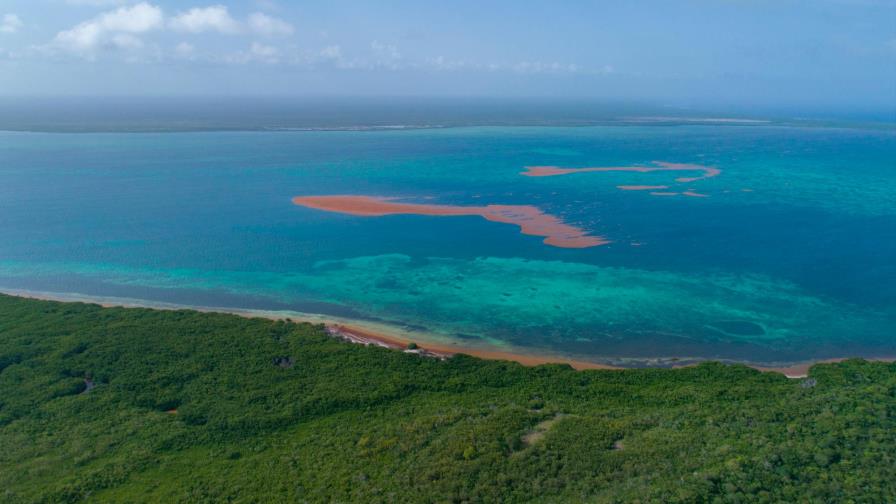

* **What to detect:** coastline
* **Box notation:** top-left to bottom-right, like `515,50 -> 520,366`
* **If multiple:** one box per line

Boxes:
324,323 -> 617,371
1,287 -> 891,378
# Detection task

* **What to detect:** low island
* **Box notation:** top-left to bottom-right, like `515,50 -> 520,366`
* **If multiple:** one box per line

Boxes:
0,294 -> 893,502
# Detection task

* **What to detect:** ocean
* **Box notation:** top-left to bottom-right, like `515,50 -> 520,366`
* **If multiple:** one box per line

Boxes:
1,101 -> 893,365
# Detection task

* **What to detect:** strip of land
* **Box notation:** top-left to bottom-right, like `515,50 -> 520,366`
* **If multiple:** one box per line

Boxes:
3,288 -> 890,378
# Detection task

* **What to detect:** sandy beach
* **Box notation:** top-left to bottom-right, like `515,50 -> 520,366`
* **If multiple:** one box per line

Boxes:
325,323 -> 617,370
1,288 -> 891,378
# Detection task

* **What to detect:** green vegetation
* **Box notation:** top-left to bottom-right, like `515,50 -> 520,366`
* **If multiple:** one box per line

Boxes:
0,294 -> 894,503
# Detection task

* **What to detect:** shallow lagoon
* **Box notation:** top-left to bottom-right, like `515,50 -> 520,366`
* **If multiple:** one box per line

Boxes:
1,124 -> 893,364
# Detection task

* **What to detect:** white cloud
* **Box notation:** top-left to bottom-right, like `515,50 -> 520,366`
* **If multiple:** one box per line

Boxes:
225,42 -> 280,64
175,42 -> 195,56
370,40 -> 402,69
251,41 -> 278,62
511,61 -> 581,74
39,3 -> 300,63
319,45 -> 342,60
1,14 -> 23,34
427,56 -> 473,71
110,33 -> 144,50
169,5 -> 240,34
371,40 -> 400,59
55,23 -> 102,51
98,3 -> 163,32
53,3 -> 163,55
254,0 -> 280,11
248,12 -> 293,37
423,56 -> 592,75
311,44 -> 357,67
40,6 -> 593,76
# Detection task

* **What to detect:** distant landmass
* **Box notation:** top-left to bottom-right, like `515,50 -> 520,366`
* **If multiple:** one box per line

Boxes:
0,97 -> 891,133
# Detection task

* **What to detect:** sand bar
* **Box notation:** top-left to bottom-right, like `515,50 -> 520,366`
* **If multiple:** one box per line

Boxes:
522,161 -> 721,183
617,185 -> 670,191
292,195 -> 609,248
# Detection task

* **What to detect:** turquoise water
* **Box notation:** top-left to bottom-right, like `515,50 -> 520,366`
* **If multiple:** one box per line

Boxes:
0,124 -> 894,364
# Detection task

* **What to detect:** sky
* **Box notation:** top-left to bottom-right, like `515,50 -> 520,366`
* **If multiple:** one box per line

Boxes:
0,0 -> 894,109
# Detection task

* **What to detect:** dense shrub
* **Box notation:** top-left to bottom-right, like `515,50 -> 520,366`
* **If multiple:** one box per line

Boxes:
0,294 -> 893,502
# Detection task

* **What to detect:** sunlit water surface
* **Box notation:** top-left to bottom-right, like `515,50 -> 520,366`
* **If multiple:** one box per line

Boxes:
1,124 -> 893,364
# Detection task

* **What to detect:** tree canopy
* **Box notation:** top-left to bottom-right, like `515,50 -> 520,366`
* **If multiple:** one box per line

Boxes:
0,294 -> 893,503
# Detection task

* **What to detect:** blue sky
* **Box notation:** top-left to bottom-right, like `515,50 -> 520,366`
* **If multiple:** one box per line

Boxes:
0,0 -> 894,108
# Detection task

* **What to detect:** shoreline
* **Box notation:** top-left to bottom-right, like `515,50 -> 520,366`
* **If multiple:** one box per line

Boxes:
1,287 -> 891,378
324,323 -> 617,371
